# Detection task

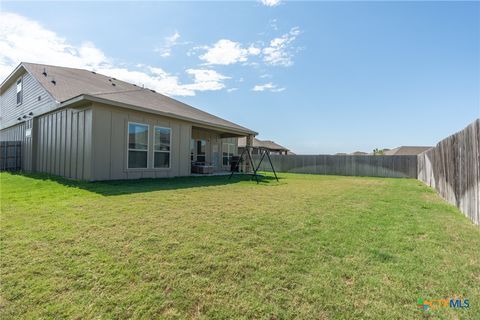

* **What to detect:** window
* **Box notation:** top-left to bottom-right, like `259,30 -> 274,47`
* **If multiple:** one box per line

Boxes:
128,123 -> 148,168
222,143 -> 235,166
16,78 -> 23,105
154,126 -> 171,168
196,140 -> 206,163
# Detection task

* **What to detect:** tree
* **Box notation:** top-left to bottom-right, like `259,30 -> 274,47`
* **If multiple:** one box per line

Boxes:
373,148 -> 385,155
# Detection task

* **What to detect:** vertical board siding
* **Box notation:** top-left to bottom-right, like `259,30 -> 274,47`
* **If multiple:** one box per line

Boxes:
65,111 -> 72,178
70,112 -> 78,178
47,114 -> 52,174
76,111 -> 85,179
418,119 -> 480,225
179,125 -> 192,176
35,107 -> 92,180
40,117 -> 45,172
83,109 -> 93,180
59,110 -> 67,177
110,111 -> 126,179
253,154 -> 418,178
55,112 -> 61,175
0,120 -> 33,171
37,117 -> 43,171
0,141 -> 22,170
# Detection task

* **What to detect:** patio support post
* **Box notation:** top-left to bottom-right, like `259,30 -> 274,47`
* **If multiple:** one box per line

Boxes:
245,134 -> 254,173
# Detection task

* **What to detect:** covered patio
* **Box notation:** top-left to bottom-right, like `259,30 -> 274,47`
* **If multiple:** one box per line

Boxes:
190,126 -> 254,175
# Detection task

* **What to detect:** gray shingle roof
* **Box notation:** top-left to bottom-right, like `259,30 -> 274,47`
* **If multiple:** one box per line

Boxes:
21,62 -> 255,135
350,151 -> 368,155
383,146 -> 432,155
238,137 -> 289,151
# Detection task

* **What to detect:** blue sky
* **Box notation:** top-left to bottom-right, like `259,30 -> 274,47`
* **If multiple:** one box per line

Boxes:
1,1 -> 478,154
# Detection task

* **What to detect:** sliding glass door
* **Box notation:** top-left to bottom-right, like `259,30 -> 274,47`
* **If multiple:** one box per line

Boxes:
191,139 -> 206,163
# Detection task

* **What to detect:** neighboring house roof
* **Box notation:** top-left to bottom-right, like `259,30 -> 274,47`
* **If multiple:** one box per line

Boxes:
238,137 -> 290,152
350,151 -> 368,155
259,140 -> 289,151
383,146 -> 432,155
1,62 -> 255,135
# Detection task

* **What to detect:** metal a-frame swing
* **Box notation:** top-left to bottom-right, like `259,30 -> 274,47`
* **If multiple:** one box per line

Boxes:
228,147 -> 279,183
254,147 -> 279,182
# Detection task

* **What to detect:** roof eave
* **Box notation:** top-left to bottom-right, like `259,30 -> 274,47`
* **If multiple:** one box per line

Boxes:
0,62 -> 25,91
61,94 -> 258,136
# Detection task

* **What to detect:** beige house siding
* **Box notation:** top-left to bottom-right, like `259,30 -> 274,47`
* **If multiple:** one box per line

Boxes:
35,106 -> 93,180
1,101 -> 243,181
91,103 -> 192,180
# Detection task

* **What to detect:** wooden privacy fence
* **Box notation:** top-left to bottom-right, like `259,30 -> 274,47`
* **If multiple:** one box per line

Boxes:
0,141 -> 22,171
253,154 -> 418,178
418,119 -> 480,225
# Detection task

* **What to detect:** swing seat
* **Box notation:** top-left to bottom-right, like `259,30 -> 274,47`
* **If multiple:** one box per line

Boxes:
228,147 -> 278,183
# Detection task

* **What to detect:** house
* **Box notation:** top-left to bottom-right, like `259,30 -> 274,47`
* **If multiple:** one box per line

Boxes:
238,137 -> 290,155
383,146 -> 432,156
350,151 -> 368,155
0,62 -> 256,180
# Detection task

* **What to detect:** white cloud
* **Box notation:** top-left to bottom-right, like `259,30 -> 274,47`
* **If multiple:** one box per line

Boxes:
252,82 -> 285,92
269,18 -> 279,31
261,0 -> 281,7
199,39 -> 261,65
183,69 -> 229,91
247,45 -> 261,55
93,66 -> 195,96
263,26 -> 301,66
0,12 -> 228,97
155,31 -> 180,58
227,88 -> 238,93
0,12 -> 110,71
197,27 -> 301,67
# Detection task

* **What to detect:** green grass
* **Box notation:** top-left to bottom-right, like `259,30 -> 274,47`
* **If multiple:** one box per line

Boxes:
1,172 -> 479,319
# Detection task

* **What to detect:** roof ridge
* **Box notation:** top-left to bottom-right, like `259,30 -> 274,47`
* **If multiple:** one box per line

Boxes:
22,62 -> 95,73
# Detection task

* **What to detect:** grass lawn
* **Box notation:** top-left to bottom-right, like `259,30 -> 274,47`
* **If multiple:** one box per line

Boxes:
1,172 -> 479,319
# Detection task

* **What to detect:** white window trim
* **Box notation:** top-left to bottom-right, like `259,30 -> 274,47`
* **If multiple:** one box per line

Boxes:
153,125 -> 171,169
127,121 -> 149,169
16,77 -> 23,106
